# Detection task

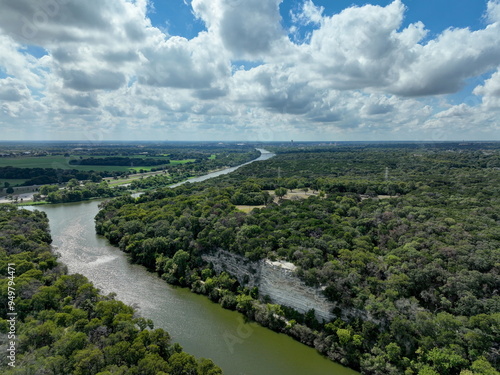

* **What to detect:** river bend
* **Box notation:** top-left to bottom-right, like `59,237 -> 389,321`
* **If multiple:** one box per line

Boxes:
27,149 -> 358,375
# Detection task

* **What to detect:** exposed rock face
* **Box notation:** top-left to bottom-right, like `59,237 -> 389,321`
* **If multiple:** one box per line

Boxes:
202,250 -> 260,286
202,250 -> 335,322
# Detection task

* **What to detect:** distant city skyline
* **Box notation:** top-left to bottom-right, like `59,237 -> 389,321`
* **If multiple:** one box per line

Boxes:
0,0 -> 499,141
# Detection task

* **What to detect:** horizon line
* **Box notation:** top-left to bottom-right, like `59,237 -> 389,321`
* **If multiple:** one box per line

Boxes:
1,140 -> 500,143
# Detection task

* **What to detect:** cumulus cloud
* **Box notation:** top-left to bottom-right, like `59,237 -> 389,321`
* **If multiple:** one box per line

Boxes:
302,0 -> 410,88
61,69 -> 126,91
474,70 -> 500,109
61,92 -> 99,108
292,0 -> 500,98
486,0 -> 500,23
389,25 -> 500,96
435,103 -> 474,118
423,102 -> 499,139
231,64 -> 314,115
361,97 -> 395,116
0,78 -> 30,102
0,0 -> 499,140
294,0 -> 324,25
138,33 -> 230,90
0,0 -> 150,45
192,0 -> 286,58
0,34 -> 45,88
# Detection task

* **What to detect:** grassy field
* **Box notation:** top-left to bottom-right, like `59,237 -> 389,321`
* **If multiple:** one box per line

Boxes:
0,156 -> 139,173
235,205 -> 266,213
169,159 -> 195,165
0,155 -> 194,172
0,156 -> 73,169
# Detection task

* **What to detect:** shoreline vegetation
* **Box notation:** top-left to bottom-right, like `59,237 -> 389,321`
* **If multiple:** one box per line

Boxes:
0,205 -> 223,374
95,143 -> 500,375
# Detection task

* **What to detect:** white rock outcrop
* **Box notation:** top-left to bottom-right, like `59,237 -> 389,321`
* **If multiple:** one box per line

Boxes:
202,250 -> 335,322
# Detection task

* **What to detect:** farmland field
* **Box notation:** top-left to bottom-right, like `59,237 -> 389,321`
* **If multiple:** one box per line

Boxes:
169,159 -> 196,164
0,155 -> 193,172
0,156 -> 73,169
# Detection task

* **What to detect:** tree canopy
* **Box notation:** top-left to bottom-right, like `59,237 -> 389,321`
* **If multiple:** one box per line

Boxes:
95,143 -> 500,374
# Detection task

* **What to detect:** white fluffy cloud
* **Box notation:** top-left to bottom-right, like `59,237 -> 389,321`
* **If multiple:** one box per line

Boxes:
0,0 -> 499,140
474,70 -> 500,108
389,25 -> 500,96
487,0 -> 500,22
192,0 -> 287,58
0,77 -> 31,102
0,34 -> 45,88
138,32 -> 230,94
293,0 -> 324,25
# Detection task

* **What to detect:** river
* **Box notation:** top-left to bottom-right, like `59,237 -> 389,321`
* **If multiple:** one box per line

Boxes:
169,148 -> 275,187
26,149 -> 358,375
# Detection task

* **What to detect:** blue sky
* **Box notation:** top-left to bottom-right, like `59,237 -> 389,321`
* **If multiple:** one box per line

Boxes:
321,0 -> 487,31
150,0 -> 489,38
0,0 -> 499,141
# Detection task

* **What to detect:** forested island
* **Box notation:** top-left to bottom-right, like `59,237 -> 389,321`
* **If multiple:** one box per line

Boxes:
0,205 -> 223,374
95,143 -> 500,375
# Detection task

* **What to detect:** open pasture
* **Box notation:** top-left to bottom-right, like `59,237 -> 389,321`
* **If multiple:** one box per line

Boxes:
0,155 -> 193,172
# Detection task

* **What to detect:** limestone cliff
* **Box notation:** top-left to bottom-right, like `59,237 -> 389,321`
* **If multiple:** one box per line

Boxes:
202,250 -> 335,322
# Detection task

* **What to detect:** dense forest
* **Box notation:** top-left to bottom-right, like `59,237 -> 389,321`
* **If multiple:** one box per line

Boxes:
0,205 -> 222,374
95,144 -> 500,375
